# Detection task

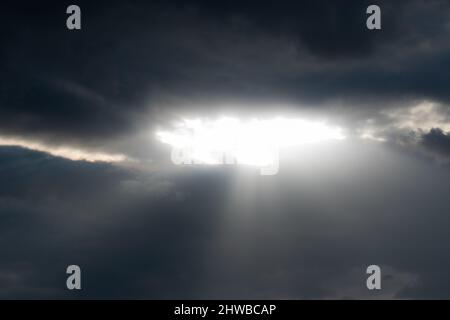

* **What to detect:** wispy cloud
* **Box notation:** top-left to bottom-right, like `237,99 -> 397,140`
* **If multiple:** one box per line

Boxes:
0,136 -> 127,163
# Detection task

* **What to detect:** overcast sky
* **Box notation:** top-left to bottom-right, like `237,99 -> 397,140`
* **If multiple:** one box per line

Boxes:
1,0 -> 450,299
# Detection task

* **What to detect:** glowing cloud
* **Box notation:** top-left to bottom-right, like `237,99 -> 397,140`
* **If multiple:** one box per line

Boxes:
359,101 -> 450,142
156,117 -> 346,175
0,136 -> 127,163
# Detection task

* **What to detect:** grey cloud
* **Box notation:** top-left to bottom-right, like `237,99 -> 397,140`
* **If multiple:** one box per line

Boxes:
2,0 -> 450,154
2,0 -> 450,300
2,137 -> 450,298
421,128 -> 450,160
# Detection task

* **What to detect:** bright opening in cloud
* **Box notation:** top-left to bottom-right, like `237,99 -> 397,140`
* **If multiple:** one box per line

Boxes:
156,117 -> 345,174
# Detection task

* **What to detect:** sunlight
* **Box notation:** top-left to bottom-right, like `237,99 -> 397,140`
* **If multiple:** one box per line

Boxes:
156,117 -> 345,174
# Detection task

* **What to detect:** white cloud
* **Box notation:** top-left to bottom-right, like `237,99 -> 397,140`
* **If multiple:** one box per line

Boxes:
0,136 -> 127,163
383,101 -> 450,132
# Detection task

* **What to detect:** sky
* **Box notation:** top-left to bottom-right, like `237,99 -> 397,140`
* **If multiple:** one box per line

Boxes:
1,0 -> 450,299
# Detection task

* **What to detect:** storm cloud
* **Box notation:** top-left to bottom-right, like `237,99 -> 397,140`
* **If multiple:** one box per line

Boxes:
1,0 -> 450,299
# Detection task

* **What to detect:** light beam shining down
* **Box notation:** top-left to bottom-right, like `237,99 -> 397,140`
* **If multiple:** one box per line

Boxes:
156,117 -> 345,175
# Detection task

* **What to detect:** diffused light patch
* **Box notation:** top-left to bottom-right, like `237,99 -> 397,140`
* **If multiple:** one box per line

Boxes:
385,101 -> 450,132
359,100 -> 450,142
0,136 -> 127,163
156,117 -> 345,175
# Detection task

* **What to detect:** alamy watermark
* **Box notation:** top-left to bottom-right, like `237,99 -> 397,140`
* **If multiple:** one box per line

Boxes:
64,4 -> 381,31
170,145 -> 280,176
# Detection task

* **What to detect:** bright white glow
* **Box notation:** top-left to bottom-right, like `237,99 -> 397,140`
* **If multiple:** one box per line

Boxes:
0,136 -> 127,163
156,117 -> 345,170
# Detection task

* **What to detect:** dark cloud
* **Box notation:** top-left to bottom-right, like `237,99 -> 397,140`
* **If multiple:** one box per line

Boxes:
1,0 -> 450,299
421,128 -> 450,159
1,0 -> 450,148
1,142 -> 450,298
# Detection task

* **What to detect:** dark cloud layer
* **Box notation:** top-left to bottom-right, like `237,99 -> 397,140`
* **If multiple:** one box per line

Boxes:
1,0 -> 450,147
422,129 -> 450,159
1,0 -> 450,299
2,142 -> 450,299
